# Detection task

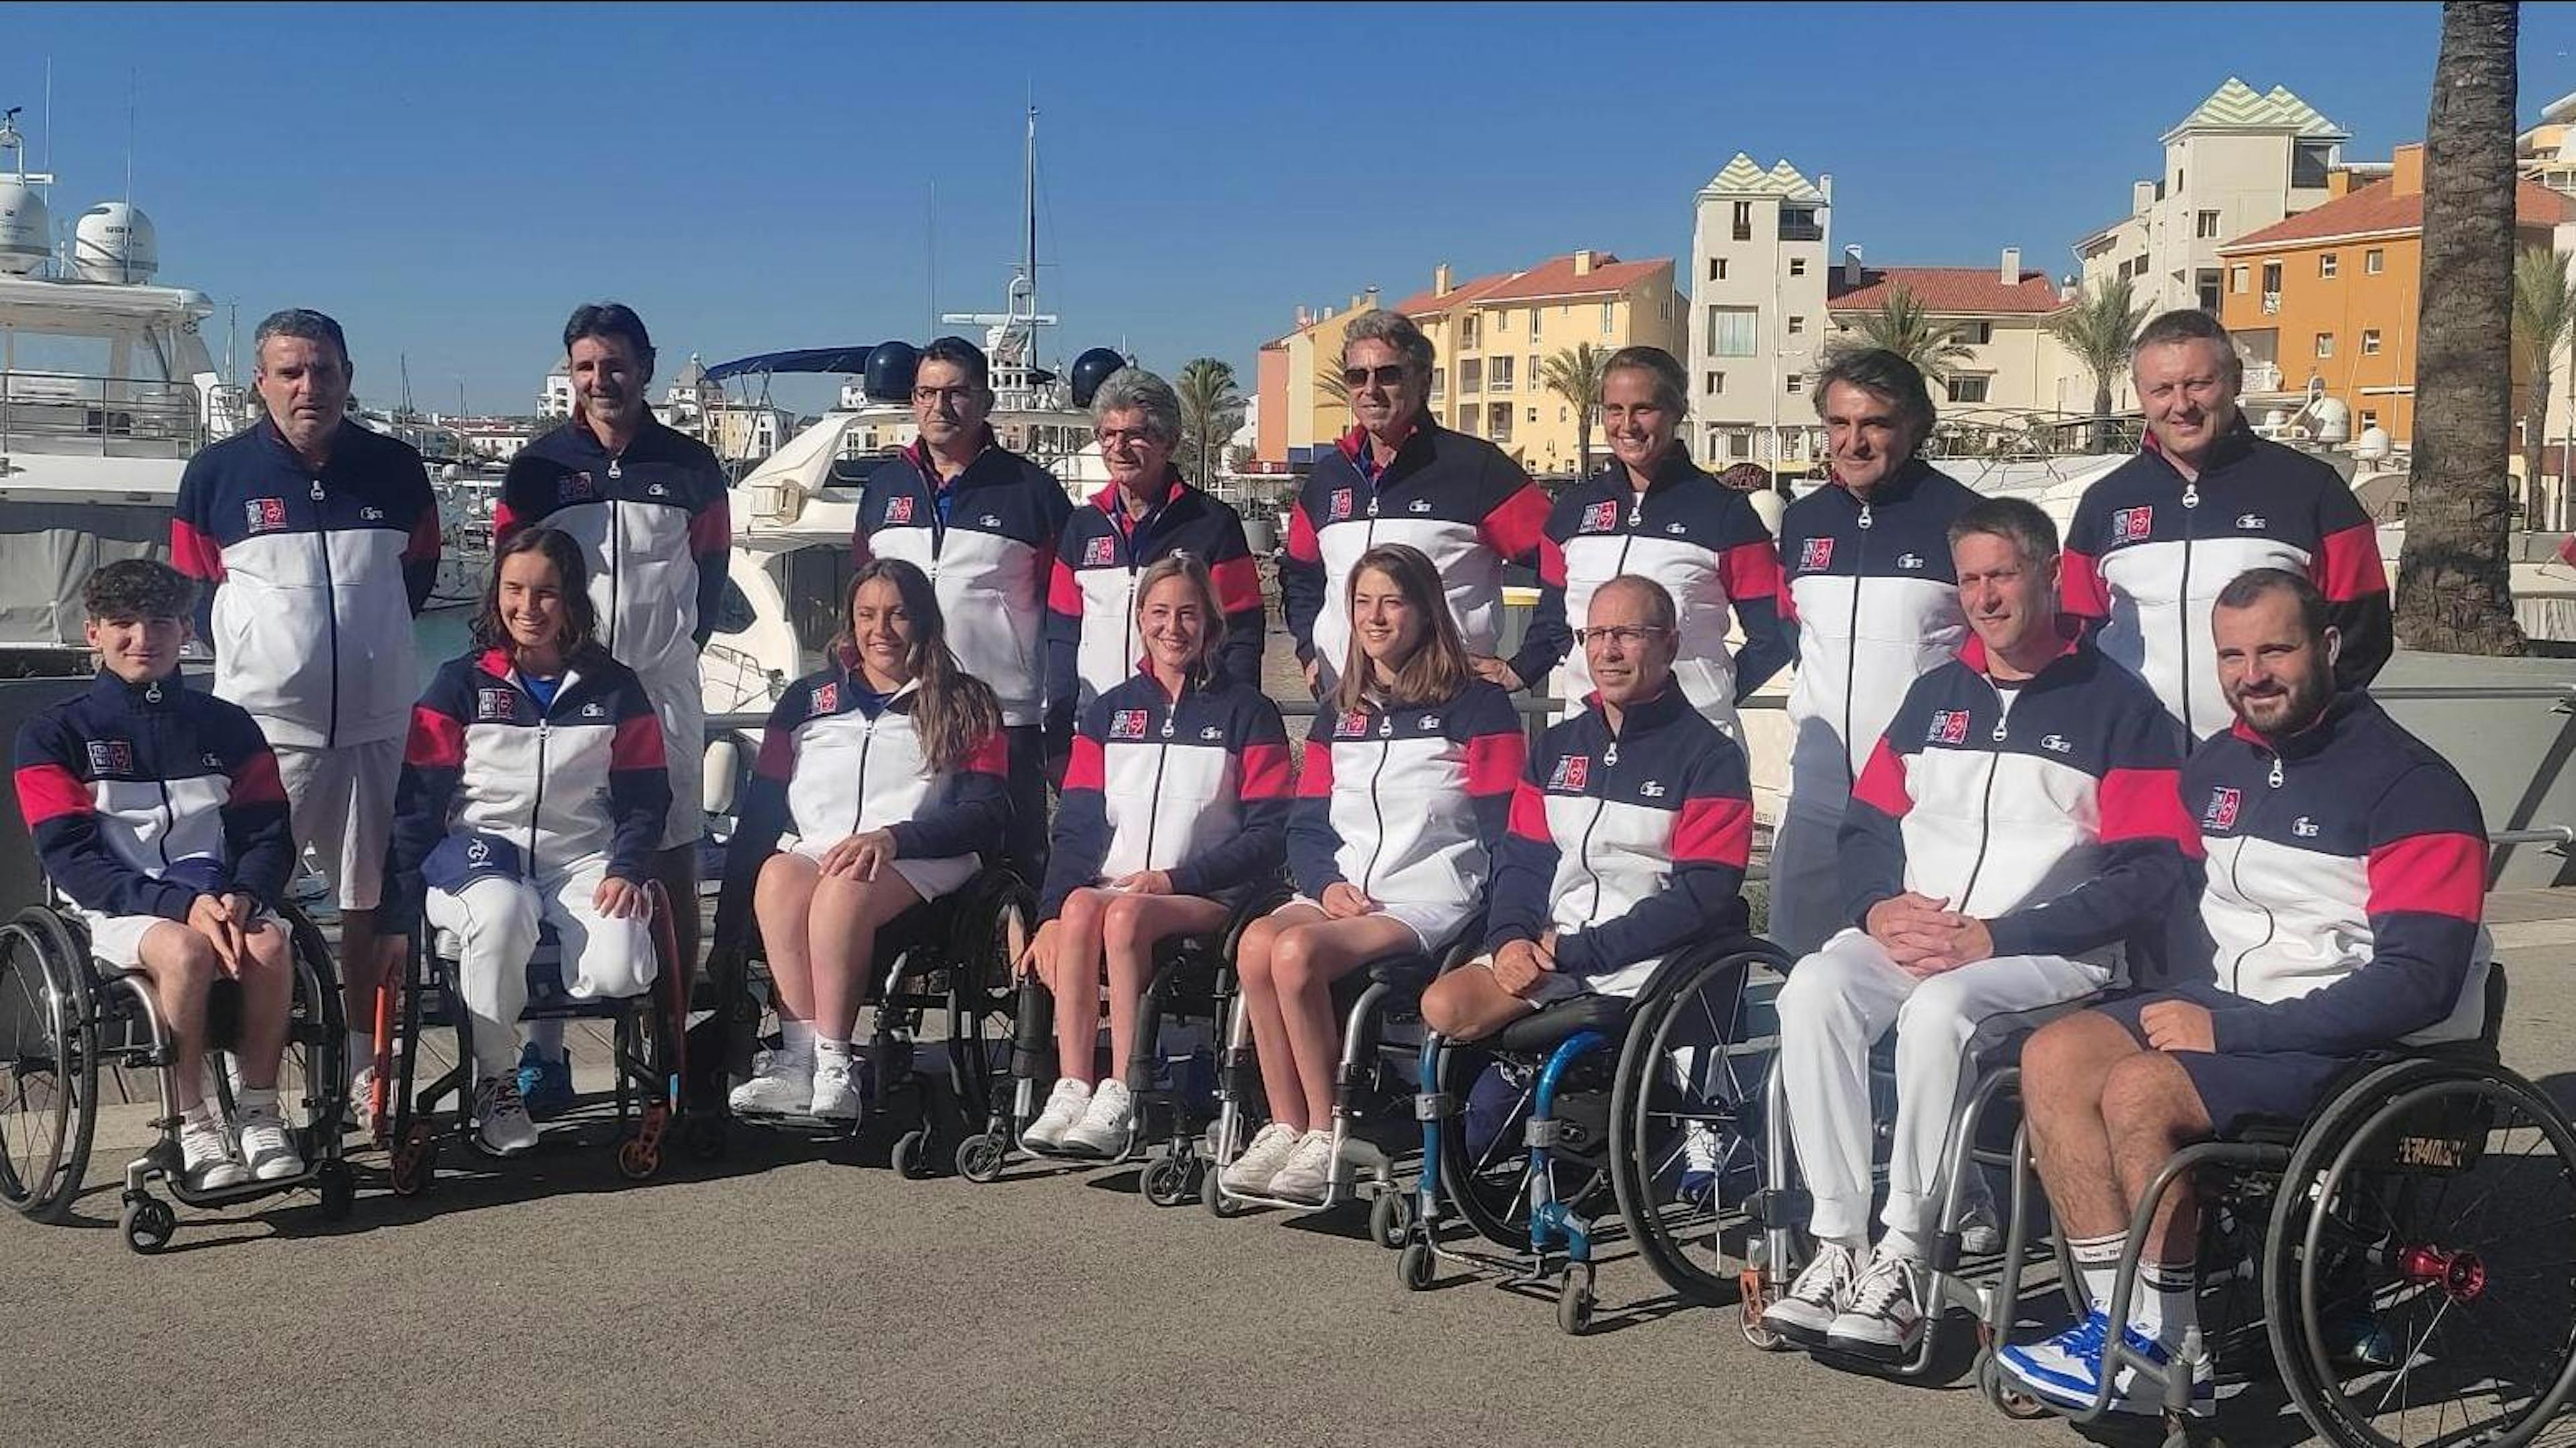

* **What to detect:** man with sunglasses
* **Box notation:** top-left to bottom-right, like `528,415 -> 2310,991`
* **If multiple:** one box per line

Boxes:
1281,310 -> 1551,698
851,335 -> 1073,882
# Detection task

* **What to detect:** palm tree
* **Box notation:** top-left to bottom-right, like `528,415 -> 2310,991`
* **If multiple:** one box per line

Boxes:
2047,276 -> 2151,452
1313,364 -> 1351,411
1175,357 -> 1246,490
1825,284 -> 1974,383
2511,245 -> 2575,524
2394,0 -> 2526,655
1540,344 -> 1611,476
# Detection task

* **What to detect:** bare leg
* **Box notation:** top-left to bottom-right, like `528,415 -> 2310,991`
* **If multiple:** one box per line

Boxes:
1234,909 -> 1314,1133
1047,889 -> 1112,1086
1271,915 -> 1419,1129
1098,892 -> 1230,1078
1419,962 -> 1540,1043
2021,1009 -> 2150,1240
753,852 -> 824,1025
133,923 -> 219,1113
2100,1051 -> 2214,1265
232,918 -> 297,1092
806,868 -> 923,1043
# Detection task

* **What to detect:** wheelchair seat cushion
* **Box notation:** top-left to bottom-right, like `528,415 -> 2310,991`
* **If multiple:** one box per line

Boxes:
1481,991 -> 1631,1056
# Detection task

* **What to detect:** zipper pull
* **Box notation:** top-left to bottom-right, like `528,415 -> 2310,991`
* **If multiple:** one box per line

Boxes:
2267,755 -> 2283,788
2182,482 -> 2200,510
309,478 -> 325,502
144,680 -> 162,704
1161,711 -> 1175,739
1378,715 -> 1392,737
608,458 -> 623,480
1857,503 -> 1874,531
1991,716 -> 2008,743
1603,741 -> 1619,768
1365,493 -> 1380,519
1627,496 -> 1642,527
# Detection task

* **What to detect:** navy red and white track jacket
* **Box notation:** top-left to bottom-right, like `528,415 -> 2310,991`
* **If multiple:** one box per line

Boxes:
13,670 -> 294,918
2177,692 -> 2491,1054
1772,461 -> 1978,809
1287,677 -> 1523,915
171,419 -> 440,749
710,660 -> 1012,955
851,434 -> 1073,731
1527,452 -> 1792,730
1841,624 -> 2196,964
1281,421 -> 1550,689
1046,474 -> 1263,722
384,648 -> 670,923
1483,684 -> 1754,979
1039,670 -> 1292,918
2061,423 -> 2392,739
498,415 -> 733,690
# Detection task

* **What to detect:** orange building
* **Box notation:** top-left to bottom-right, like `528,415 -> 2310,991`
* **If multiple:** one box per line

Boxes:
2218,142 -> 2569,446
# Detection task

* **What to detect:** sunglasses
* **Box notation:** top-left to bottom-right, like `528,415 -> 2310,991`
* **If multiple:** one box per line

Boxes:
1341,365 -> 1409,389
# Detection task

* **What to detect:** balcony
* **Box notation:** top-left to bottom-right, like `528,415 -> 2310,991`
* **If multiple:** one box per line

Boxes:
2261,291 -> 2281,315
1777,221 -> 1824,242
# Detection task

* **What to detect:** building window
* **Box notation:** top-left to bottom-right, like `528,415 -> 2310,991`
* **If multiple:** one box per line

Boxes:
1460,359 -> 1481,394
1529,407 -> 1540,423
1953,321 -> 1993,346
2319,253 -> 2339,279
1458,315 -> 1480,350
2360,409 -> 2379,431
1731,201 -> 1753,242
1529,309 -> 1542,340
1788,257 -> 1808,277
1489,355 -> 1515,393
2365,248 -> 2385,275
1784,374 -> 1803,395
2230,264 -> 2249,294
1708,305 -> 1758,356
2316,332 -> 2336,359
1709,257 -> 1728,281
1601,301 -> 1615,335
1705,371 -> 1725,394
2293,141 -> 2332,189
1430,366 -> 1445,399
1949,374 -> 1991,404
1787,315 -> 1805,335
2363,329 -> 2382,356
1727,430 -> 1753,460
1487,402 -> 1513,443
1527,354 -> 1541,389
2196,209 -> 2221,238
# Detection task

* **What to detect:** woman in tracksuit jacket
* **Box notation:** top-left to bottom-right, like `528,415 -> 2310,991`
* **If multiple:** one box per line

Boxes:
1221,543 -> 1525,1204
1018,554 -> 1292,1157
383,527 -> 670,1157
714,558 -> 1011,1124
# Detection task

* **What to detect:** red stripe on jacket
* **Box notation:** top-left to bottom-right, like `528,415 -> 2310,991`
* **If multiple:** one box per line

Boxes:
612,713 -> 667,770
2314,523 -> 2389,603
405,705 -> 466,768
1507,778 -> 1552,842
1210,554 -> 1263,615
1297,738 -> 1336,797
689,495 -> 733,554
961,729 -> 1010,777
1285,501 -> 1321,564
1851,737 -> 1912,817
1061,735 -> 1106,792
1672,796 -> 1754,868
1536,535 -> 1568,589
755,725 -> 797,782
2098,766 -> 2200,856
170,518 -> 227,582
1465,729 -> 1526,796
229,748 -> 288,808
1479,482 -> 1550,562
2059,549 -> 2110,621
1240,740 -> 1295,800
2367,831 -> 2485,921
12,762 -> 91,827
1047,557 -> 1083,615
1718,538 -> 1782,608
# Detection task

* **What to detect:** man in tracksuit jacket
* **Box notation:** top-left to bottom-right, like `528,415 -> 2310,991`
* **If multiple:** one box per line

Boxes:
13,560 -> 305,1190
2060,309 -> 2391,740
1280,310 -> 1550,698
1762,498 -> 2196,1363
2000,567 -> 2489,1415
170,308 -> 438,1088
1766,351 -> 1979,956
852,335 -> 1073,884
1420,576 -> 1754,1041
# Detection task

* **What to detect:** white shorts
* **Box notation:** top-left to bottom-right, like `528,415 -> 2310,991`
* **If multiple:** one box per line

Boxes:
642,670 -> 706,851
1287,894 -> 1477,958
78,905 -> 280,971
782,834 -> 979,903
272,737 -> 402,912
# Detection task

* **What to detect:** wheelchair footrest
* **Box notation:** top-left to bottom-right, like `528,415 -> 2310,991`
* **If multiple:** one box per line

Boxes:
1747,1186 -> 1811,1229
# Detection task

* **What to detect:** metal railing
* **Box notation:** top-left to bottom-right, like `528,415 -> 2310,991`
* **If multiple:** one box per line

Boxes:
0,369 -> 205,458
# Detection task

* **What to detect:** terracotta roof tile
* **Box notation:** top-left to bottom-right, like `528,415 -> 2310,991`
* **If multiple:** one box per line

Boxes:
1825,266 -> 2067,315
1392,269 -> 1517,316
2218,178 -> 2573,251
1477,253 -> 1670,302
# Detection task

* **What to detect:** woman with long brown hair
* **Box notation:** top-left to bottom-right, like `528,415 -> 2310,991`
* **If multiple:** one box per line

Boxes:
711,558 -> 1011,1122
1218,543 -> 1525,1205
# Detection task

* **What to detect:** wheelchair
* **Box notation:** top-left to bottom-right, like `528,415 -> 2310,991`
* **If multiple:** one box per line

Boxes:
1974,963 -> 2576,1448
383,880 -> 690,1193
1197,913 -> 1483,1221
1397,932 -> 1789,1335
957,886 -> 1281,1196
0,898 -> 356,1253
708,866 -> 1030,1180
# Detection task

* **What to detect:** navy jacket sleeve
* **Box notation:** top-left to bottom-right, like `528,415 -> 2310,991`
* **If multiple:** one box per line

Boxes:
1839,727 -> 1917,932
1038,701 -> 1115,919
1553,743 -> 1754,980
381,671 -> 469,933
1987,704 -> 2196,960
1043,533 -> 1083,744
1280,486 -> 1325,668
1208,509 -> 1268,694
690,478 -> 732,650
211,705 -> 297,908
1719,505 -> 1793,700
170,454 -> 225,640
1481,752 -> 1561,955
492,453 -> 555,548
1458,682 -> 1527,858
1479,467 -> 1553,692
1508,504 -> 1574,692
13,713 -> 195,921
1285,710 -> 1345,899
1167,694 -> 1292,899
602,670 -> 674,884
889,727 -> 1012,863
2210,765 -> 2487,1056
712,686 -> 802,958
400,451 -> 440,617
2309,476 -> 2394,694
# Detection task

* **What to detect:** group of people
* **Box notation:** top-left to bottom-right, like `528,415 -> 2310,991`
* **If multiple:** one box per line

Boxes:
13,292 -> 2496,1418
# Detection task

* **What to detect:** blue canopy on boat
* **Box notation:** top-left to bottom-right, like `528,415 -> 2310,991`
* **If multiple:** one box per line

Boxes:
700,346 -> 882,381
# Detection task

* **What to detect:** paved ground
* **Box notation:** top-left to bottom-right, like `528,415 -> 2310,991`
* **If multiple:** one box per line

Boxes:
14,890 -> 2576,1448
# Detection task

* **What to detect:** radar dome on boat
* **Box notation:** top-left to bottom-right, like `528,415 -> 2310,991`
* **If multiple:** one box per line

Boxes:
72,201 -> 156,283
0,177 -> 48,275
2310,396 -> 2351,444
863,340 -> 918,403
1069,347 -> 1127,408
2353,425 -> 2392,462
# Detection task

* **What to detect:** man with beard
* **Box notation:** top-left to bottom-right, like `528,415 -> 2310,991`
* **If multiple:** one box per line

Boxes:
1997,568 -> 2492,1415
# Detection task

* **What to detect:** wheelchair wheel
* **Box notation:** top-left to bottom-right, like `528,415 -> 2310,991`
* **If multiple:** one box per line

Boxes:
2264,1059 -> 2576,1448
0,909 -> 98,1223
1609,947 -> 1774,1304
939,873 -> 1033,1138
1432,1038 -> 1614,1254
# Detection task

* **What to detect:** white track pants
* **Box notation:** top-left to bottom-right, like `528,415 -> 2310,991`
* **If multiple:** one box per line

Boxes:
1775,929 -> 2108,1243
1765,801 -> 1849,959
426,862 -> 657,1078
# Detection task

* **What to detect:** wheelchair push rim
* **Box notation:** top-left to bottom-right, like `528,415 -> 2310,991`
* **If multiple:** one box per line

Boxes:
0,910 -> 96,1221
1609,949 -> 1773,1306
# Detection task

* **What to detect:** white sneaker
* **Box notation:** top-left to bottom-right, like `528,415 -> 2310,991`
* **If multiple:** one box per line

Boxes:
344,1064 -> 376,1129
1059,1079 -> 1133,1156
1826,1246 -> 1929,1359
1960,1196 -> 2004,1256
180,1110 -> 249,1191
1762,1240 -> 1861,1347
1219,1121 -> 1301,1194
1022,1078 -> 1091,1150
1265,1129 -> 1339,1204
235,1102 -> 305,1182
473,1076 -> 539,1156
808,1057 -> 862,1121
728,1055 -> 812,1115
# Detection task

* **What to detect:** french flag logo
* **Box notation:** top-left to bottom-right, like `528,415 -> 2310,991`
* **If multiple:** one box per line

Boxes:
1581,501 -> 1619,533
1799,537 -> 1833,572
1548,754 -> 1591,790
885,495 -> 916,525
1334,710 -> 1371,738
1110,709 -> 1150,740
1083,535 -> 1118,566
2202,786 -> 2241,830
1930,709 -> 1971,745
812,682 -> 839,714
244,497 -> 289,533
2112,506 -> 2154,545
1327,488 -> 1354,523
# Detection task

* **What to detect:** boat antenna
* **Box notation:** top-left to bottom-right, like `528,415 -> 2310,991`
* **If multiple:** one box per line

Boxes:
124,68 -> 136,207
926,180 -> 936,340
41,58 -> 51,175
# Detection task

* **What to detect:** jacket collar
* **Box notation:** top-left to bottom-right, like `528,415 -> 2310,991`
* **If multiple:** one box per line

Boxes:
1831,454 -> 1931,507
903,428 -> 1000,486
91,667 -> 183,710
1582,679 -> 1693,737
1957,615 -> 2086,678
2228,688 -> 2371,760
2141,414 -> 2257,477
1336,415 -> 1431,470
1089,469 -> 1187,518
257,413 -> 343,472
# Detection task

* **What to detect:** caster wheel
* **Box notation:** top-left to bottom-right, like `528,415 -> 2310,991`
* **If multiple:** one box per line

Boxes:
1201,1164 -> 1243,1219
1398,1239 -> 1436,1292
1368,1191 -> 1411,1250
684,1115 -> 727,1161
1557,1262 -> 1596,1336
1140,1153 -> 1197,1207
891,1129 -> 933,1180
1977,1352 -> 2051,1420
1739,1302 -> 1789,1352
120,1195 -> 176,1255
388,1127 -> 438,1198
616,1136 -> 662,1181
957,1133 -> 1007,1184
313,1161 -> 356,1221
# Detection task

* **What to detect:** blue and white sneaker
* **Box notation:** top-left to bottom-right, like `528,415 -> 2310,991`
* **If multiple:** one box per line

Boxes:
515,1043 -> 574,1120
1996,1310 -> 2212,1416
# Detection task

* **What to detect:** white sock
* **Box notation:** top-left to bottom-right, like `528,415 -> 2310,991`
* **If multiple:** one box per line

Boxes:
814,1037 -> 854,1071
1876,1228 -> 1924,1264
236,1086 -> 279,1116
1821,1230 -> 1868,1257
528,1019 -> 566,1057
2137,1261 -> 2196,1347
2068,1231 -> 2125,1314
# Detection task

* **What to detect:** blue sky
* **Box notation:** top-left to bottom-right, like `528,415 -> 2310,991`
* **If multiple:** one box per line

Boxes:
11,3 -> 2576,417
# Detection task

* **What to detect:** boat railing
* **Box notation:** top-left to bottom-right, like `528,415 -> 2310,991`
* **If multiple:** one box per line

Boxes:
0,368 -> 205,458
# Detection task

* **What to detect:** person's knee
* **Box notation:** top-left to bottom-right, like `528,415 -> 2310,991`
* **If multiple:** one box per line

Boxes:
2020,1012 -> 2110,1104
2098,1053 -> 2190,1142
1420,972 -> 1477,1039
1271,926 -> 1326,996
1099,892 -> 1152,951
1892,972 -> 1980,1058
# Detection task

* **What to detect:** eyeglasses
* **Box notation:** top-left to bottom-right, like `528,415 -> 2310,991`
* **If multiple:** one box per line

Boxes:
1341,365 -> 1409,389
1575,625 -> 1670,648
912,385 -> 978,406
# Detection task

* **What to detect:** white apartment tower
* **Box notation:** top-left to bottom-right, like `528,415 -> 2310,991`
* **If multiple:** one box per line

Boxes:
1687,153 -> 1833,469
